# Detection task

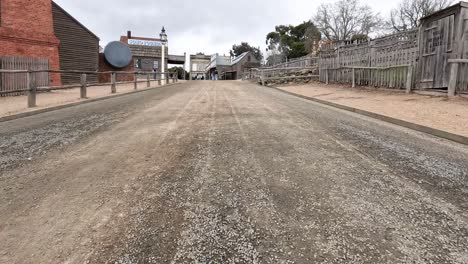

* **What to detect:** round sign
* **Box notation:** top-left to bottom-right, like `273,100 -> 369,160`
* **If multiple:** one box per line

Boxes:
104,41 -> 133,68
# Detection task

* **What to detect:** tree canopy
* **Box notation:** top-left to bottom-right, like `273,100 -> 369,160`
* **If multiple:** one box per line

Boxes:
265,20 -> 321,61
387,0 -> 454,32
229,42 -> 263,62
314,0 -> 379,41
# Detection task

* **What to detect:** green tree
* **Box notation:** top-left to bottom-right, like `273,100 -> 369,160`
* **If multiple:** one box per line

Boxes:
168,66 -> 189,79
265,20 -> 321,61
229,42 -> 263,62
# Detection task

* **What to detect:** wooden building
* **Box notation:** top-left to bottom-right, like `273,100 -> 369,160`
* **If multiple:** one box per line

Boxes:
230,52 -> 261,80
205,52 -> 260,80
52,2 -> 100,84
417,2 -> 468,92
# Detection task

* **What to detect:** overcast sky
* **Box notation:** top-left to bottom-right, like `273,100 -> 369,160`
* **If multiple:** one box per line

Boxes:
54,0 -> 396,58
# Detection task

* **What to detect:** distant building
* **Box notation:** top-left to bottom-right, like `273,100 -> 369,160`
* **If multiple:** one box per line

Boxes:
206,52 -> 261,80
120,31 -> 185,75
190,54 -> 211,80
120,31 -> 168,73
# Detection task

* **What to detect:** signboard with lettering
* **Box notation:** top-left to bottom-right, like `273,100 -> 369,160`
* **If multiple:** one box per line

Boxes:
128,39 -> 167,47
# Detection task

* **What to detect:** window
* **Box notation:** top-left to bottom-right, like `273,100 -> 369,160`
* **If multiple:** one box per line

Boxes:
135,59 -> 142,69
153,61 -> 159,69
423,25 -> 436,56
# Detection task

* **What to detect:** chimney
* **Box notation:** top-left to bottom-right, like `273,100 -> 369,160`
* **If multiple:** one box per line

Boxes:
127,31 -> 132,39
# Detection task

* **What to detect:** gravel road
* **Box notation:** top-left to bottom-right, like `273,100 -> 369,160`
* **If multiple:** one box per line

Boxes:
0,81 -> 467,263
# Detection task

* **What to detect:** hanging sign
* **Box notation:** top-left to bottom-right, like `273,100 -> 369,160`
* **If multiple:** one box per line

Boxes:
128,39 -> 167,47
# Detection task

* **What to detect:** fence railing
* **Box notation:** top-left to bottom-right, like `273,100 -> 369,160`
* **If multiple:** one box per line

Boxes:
0,57 -> 50,96
319,29 -> 419,90
322,65 -> 414,92
263,55 -> 319,70
0,69 -> 178,108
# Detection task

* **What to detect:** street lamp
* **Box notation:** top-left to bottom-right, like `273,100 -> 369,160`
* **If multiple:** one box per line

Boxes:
160,27 -> 167,84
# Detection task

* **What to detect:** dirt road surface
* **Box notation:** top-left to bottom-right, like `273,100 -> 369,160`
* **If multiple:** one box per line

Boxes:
1,81 -> 467,263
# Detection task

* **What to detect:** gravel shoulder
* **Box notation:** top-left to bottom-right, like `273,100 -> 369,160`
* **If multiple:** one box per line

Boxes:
279,82 -> 468,137
0,81 -> 467,263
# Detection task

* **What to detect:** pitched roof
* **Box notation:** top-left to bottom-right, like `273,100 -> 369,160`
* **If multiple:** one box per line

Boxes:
231,52 -> 249,65
52,1 -> 100,40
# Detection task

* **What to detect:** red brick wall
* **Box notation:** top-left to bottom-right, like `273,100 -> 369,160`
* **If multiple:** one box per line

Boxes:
0,0 -> 61,85
98,53 -> 135,83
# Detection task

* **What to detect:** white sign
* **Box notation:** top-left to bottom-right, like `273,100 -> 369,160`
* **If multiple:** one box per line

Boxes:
128,39 -> 167,47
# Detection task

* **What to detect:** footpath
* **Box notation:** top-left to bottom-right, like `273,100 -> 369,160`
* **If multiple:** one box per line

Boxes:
277,82 -> 468,138
0,81 -> 183,120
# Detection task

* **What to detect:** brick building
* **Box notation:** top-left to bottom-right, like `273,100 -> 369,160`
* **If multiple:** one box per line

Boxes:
0,0 -> 61,85
0,0 -> 100,87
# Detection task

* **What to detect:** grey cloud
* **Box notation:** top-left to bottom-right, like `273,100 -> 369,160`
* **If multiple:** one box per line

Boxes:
54,0 -> 397,56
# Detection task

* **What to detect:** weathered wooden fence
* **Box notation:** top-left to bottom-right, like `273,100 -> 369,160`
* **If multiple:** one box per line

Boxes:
0,69 -> 178,107
319,29 -> 419,90
244,54 -> 319,82
264,55 -> 319,70
0,57 -> 50,96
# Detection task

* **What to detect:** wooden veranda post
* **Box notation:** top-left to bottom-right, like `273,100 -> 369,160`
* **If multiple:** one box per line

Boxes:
80,73 -> 87,99
27,71 -> 37,108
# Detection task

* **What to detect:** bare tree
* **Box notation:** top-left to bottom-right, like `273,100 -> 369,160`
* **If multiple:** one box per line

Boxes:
314,0 -> 379,41
388,0 -> 454,32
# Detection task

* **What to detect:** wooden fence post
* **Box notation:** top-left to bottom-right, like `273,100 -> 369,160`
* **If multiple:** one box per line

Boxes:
325,69 -> 329,85
27,71 -> 37,108
261,70 -> 265,86
147,73 -> 151,88
111,72 -> 117,94
406,65 -> 413,94
80,73 -> 87,99
448,62 -> 458,97
134,72 -> 138,90
352,68 -> 355,88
